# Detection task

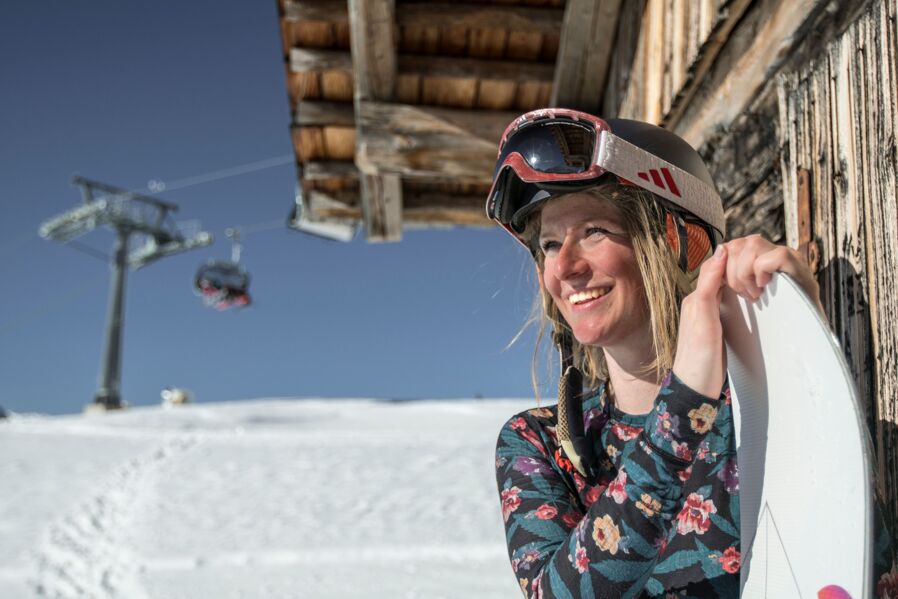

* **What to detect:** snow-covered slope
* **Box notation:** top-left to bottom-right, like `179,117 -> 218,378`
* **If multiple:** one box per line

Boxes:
0,398 -> 536,598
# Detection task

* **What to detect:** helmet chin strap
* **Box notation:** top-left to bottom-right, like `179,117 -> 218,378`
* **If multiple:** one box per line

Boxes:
554,330 -> 597,478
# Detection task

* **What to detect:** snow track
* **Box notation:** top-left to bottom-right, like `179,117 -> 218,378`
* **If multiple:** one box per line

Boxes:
31,434 -> 199,599
3,398 -> 534,598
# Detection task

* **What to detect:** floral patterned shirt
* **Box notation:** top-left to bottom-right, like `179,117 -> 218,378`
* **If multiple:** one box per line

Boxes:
495,371 -> 739,598
495,371 -> 897,598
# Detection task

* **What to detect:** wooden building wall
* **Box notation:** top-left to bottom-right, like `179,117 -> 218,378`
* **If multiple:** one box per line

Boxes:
603,0 -> 898,526
279,0 -> 898,524
779,0 -> 898,527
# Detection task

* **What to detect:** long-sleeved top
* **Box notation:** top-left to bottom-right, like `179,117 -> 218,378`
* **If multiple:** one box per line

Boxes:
495,371 -> 897,598
495,371 -> 738,597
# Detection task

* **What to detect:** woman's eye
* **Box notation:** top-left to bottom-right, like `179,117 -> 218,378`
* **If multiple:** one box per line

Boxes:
586,226 -> 609,238
540,240 -> 560,253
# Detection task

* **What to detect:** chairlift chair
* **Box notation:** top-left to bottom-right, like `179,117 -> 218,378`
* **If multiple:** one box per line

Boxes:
193,228 -> 252,310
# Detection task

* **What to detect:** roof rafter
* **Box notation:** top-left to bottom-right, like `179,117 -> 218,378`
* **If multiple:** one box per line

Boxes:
291,48 -> 556,84
348,0 -> 402,241
284,0 -> 564,34
356,102 -> 516,183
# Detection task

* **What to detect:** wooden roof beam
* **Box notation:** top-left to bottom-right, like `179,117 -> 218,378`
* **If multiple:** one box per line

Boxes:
284,0 -> 348,23
294,100 -> 355,127
551,0 -> 622,112
292,101 -> 517,182
291,48 -> 555,84
309,189 -> 491,227
349,0 -> 402,242
355,101 -> 517,184
285,1 -> 564,34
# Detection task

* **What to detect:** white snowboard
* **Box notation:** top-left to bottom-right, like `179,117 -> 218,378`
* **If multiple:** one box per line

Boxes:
722,272 -> 874,598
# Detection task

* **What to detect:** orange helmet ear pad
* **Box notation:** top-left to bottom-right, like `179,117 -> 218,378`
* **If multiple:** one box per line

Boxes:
665,212 -> 712,273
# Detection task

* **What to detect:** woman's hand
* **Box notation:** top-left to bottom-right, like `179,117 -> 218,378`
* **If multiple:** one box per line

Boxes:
671,245 -> 729,398
721,234 -> 825,316
671,235 -> 826,398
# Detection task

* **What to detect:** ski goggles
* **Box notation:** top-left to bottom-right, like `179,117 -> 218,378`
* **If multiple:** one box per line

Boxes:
485,109 -> 725,242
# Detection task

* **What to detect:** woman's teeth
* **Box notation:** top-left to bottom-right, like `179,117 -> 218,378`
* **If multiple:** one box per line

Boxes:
569,288 -> 609,305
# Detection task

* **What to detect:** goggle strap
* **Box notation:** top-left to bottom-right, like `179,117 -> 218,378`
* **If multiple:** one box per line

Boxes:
596,131 -> 726,239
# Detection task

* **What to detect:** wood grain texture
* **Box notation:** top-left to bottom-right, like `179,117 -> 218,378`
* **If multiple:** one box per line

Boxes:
611,0 -> 752,128
294,101 -> 356,127
551,0 -> 622,112
396,3 -> 564,35
291,50 -> 555,90
701,85 -> 784,242
349,0 -> 403,241
360,173 -> 403,241
284,0 -> 348,24
602,0 -> 646,115
354,101 -> 516,182
778,0 -> 898,527
673,0 -> 828,147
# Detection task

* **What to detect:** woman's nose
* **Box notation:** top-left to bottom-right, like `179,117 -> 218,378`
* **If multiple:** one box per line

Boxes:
555,239 -> 588,279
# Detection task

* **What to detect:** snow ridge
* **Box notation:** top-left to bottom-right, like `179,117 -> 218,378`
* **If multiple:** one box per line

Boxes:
30,434 -> 199,599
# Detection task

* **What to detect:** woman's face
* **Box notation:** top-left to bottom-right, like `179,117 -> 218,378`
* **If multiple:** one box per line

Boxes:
538,193 -> 650,350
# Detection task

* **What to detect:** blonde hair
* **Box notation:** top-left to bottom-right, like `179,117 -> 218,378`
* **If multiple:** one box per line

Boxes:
523,184 -> 700,397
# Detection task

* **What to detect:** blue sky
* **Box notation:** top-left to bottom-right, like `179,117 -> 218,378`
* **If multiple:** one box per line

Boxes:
0,1 -> 552,414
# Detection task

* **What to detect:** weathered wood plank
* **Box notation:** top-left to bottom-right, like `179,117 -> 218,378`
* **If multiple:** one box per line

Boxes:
295,101 -> 518,176
284,0 -> 348,24
348,0 -> 396,101
399,55 -> 555,83
701,85 -> 783,242
602,0 -> 646,115
663,0 -> 753,130
291,47 -> 353,72
777,0 -> 898,527
291,50 -> 556,84
673,0 -> 830,147
395,73 -> 421,104
349,0 -> 402,241
319,70 -> 354,101
360,173 -> 403,242
354,101 -> 517,182
468,28 -> 508,59
477,80 -> 517,110
506,31 -> 544,61
550,0 -> 622,112
292,125 -> 356,161
309,189 -> 491,226
285,1 -> 564,35
398,3 -> 564,35
421,77 -> 478,108
303,160 -> 358,181
294,100 -> 355,127
439,25 -> 468,56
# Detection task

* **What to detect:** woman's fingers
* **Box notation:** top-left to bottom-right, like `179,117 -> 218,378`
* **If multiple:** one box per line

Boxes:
753,245 -> 826,316
694,244 -> 728,298
721,235 -> 826,317
724,236 -> 764,298
672,245 -> 728,398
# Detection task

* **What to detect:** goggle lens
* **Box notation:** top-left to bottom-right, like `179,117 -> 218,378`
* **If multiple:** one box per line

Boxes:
495,122 -> 596,177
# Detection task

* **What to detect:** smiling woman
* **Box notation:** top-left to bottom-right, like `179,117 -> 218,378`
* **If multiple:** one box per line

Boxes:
487,109 -> 895,597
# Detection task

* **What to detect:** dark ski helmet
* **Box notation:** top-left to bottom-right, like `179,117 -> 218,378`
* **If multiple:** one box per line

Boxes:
486,109 -> 725,263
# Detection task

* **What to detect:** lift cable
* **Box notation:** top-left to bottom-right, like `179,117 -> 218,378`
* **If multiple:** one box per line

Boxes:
138,154 -> 293,195
2,153 -> 295,262
64,239 -> 111,263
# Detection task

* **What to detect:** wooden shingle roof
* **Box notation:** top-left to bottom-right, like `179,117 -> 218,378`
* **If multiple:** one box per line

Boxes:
280,0 -> 621,241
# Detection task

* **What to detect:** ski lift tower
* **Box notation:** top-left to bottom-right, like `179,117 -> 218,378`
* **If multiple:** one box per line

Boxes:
39,176 -> 212,411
